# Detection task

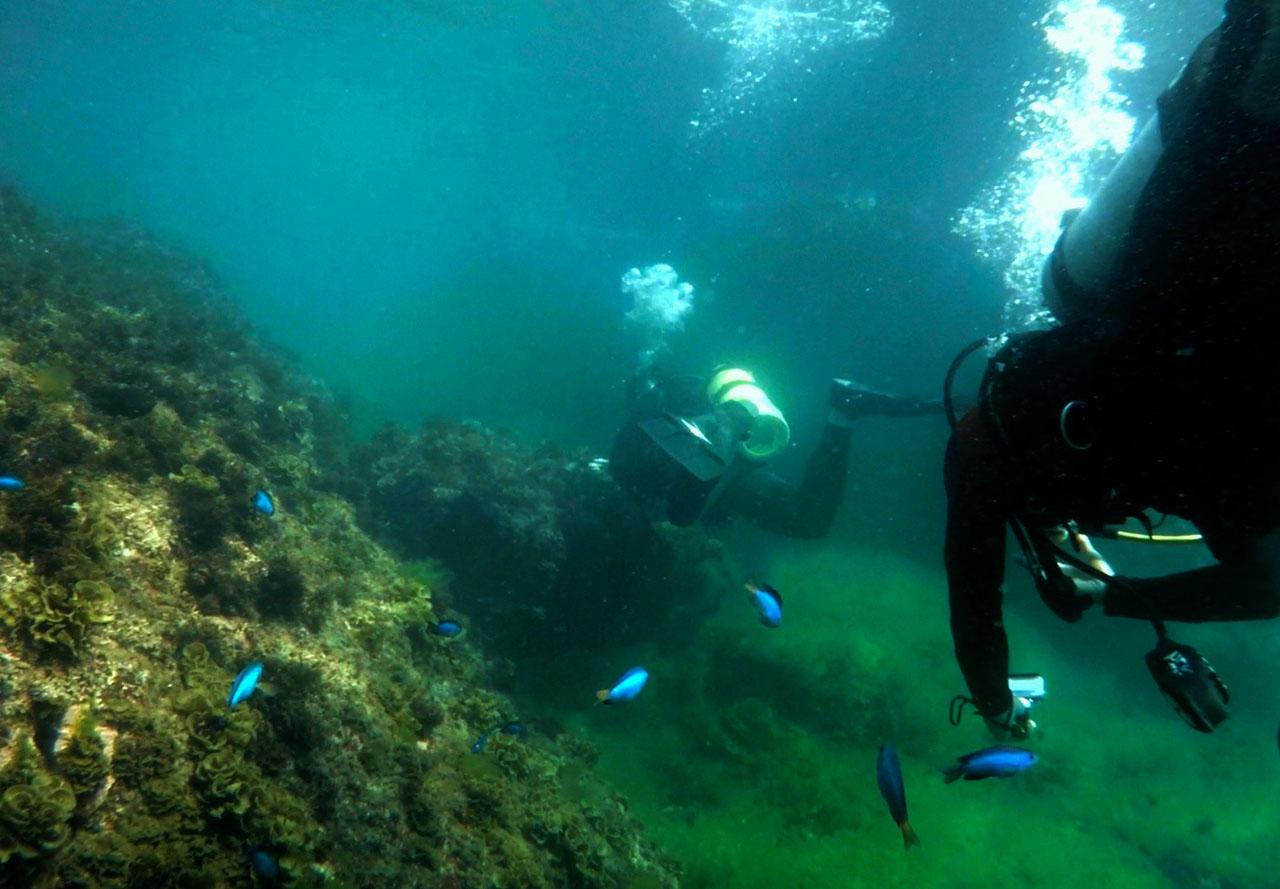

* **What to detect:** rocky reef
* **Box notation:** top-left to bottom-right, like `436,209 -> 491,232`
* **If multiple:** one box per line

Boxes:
348,420 -> 730,696
0,187 -> 678,888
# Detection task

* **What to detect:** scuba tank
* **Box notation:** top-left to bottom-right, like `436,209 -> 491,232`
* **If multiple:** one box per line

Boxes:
1041,113 -> 1164,325
705,367 -> 790,461
1041,26 -> 1221,326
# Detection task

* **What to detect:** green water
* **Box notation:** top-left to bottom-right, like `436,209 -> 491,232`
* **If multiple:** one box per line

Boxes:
565,542 -> 1278,887
1,1 -> 1273,886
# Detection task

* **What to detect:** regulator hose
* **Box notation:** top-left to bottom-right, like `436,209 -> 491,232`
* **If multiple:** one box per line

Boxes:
943,337 -> 989,430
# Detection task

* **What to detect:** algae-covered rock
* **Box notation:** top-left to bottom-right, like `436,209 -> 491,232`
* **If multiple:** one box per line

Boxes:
0,186 -> 679,887
353,421 -> 730,682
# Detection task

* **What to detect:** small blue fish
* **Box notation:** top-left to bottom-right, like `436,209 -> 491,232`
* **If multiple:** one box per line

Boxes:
942,746 -> 1038,783
252,489 -> 275,517
596,666 -> 648,704
876,745 -> 920,849
470,732 -> 490,754
745,581 -> 782,628
429,619 -> 462,638
500,721 -> 525,737
0,476 -> 25,491
249,847 -> 279,879
228,661 -> 264,708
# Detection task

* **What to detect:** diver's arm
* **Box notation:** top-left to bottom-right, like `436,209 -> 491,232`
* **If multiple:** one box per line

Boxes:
944,410 -> 1015,716
886,397 -> 951,418
1104,526 -> 1280,622
830,379 -> 953,422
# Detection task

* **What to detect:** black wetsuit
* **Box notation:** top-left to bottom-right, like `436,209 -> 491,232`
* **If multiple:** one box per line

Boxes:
945,0 -> 1280,717
611,380 -> 943,539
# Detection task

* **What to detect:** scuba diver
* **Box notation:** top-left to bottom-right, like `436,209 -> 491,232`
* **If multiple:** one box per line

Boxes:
610,365 -> 945,537
945,0 -> 1280,740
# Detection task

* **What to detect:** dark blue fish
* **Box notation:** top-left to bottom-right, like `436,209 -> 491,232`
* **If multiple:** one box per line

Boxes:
745,581 -> 782,628
942,746 -> 1038,783
252,489 -> 276,517
500,721 -> 525,737
249,848 -> 279,879
470,732 -> 490,754
228,661 -> 264,708
876,744 -> 920,849
596,666 -> 648,704
429,619 -> 462,638
0,476 -> 25,491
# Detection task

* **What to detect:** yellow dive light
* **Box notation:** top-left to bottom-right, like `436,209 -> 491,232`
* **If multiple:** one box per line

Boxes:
707,367 -> 790,461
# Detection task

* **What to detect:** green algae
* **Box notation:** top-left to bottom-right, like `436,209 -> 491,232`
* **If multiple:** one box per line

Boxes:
0,189 -> 677,888
0,733 -> 76,865
57,712 -> 110,803
0,577 -> 113,661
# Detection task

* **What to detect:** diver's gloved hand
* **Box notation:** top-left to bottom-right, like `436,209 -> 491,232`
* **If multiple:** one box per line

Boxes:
983,692 -> 1036,740
1048,527 -> 1113,610
1058,562 -> 1107,606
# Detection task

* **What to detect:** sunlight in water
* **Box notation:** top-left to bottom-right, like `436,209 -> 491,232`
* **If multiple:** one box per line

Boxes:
954,0 -> 1144,330
671,0 -> 892,137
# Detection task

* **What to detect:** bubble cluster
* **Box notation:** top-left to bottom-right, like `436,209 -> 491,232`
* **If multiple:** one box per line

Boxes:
621,263 -> 696,364
671,0 -> 892,138
954,0 -> 1144,330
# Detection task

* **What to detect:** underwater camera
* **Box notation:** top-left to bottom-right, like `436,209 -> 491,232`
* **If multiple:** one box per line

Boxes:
1144,634 -> 1229,733
1008,673 -> 1046,702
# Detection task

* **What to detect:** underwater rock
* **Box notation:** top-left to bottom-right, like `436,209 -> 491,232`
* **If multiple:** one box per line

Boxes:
81,381 -> 157,419
0,187 -> 678,887
353,421 -> 729,673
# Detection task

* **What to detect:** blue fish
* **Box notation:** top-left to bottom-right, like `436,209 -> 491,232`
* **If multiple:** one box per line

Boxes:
252,489 -> 275,517
228,661 -> 264,708
942,746 -> 1038,783
0,476 -> 25,491
876,744 -> 920,849
249,848 -> 279,879
745,581 -> 782,628
429,619 -> 462,638
500,721 -> 525,737
596,666 -> 648,704
470,732 -> 489,754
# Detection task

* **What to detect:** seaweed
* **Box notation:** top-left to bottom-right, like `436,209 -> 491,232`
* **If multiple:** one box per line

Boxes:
0,733 -> 77,866
0,188 -> 679,889
0,577 -> 112,662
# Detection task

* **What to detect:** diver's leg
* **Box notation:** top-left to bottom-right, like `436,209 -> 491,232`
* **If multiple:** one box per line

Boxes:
717,423 -> 853,539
